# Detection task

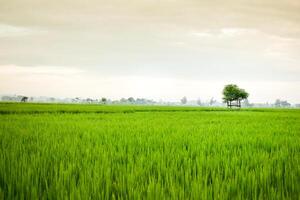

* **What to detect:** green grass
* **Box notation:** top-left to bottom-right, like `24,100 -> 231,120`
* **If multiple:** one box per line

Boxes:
0,103 -> 299,199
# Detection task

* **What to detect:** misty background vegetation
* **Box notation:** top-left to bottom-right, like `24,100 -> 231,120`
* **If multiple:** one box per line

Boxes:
0,94 -> 298,108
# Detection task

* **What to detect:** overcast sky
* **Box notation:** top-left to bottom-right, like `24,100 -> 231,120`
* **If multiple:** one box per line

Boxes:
0,0 -> 300,103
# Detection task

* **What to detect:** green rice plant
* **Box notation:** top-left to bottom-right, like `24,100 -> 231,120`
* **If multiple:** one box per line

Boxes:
0,103 -> 299,199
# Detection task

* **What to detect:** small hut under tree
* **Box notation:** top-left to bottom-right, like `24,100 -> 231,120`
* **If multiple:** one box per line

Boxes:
222,84 -> 249,108
21,96 -> 28,102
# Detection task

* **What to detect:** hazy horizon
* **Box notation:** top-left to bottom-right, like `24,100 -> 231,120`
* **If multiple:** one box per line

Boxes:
1,0 -> 300,103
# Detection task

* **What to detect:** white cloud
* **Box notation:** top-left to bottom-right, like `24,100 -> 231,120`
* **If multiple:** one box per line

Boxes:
0,65 -> 84,75
0,24 -> 46,37
263,35 -> 300,63
220,28 -> 258,37
189,31 -> 212,38
189,28 -> 258,39
0,0 -> 300,103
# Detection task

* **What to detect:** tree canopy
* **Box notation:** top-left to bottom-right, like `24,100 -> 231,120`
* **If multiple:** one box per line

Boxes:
222,84 -> 249,107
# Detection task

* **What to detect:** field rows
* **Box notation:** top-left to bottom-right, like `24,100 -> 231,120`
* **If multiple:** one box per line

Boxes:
0,103 -> 299,199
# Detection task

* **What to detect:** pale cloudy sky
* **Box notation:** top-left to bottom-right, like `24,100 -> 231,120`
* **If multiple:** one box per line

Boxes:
0,0 -> 300,103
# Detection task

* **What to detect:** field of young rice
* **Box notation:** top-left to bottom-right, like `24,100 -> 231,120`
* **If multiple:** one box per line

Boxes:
0,103 -> 299,199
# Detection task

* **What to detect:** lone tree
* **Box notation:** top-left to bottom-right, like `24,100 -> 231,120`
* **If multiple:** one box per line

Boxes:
101,97 -> 107,104
223,84 -> 249,108
21,96 -> 28,102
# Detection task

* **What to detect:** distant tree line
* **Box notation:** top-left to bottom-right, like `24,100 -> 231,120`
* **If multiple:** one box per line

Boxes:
274,99 -> 291,107
0,89 -> 298,108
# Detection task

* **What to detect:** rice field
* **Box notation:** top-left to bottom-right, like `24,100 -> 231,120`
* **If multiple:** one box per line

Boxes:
0,103 -> 299,199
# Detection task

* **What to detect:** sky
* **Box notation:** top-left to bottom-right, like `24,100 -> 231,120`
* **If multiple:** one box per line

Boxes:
0,0 -> 300,103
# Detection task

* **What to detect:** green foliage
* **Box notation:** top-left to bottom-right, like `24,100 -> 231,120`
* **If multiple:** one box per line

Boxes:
223,84 -> 249,103
181,96 -> 187,104
101,97 -> 107,104
0,103 -> 299,199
